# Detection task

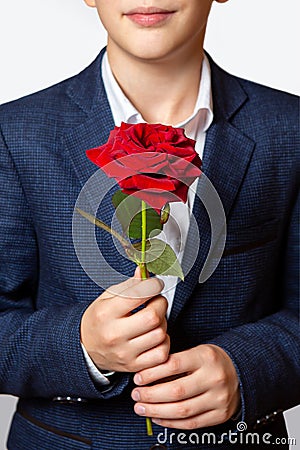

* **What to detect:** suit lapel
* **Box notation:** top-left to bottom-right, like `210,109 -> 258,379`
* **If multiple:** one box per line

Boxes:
169,60 -> 256,327
62,48 -> 114,195
62,104 -> 115,207
62,49 -> 136,281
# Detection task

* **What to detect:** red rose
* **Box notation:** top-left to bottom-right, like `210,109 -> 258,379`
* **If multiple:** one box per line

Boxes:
86,122 -> 202,213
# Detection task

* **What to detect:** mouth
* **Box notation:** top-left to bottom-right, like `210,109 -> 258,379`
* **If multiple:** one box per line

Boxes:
124,7 -> 176,27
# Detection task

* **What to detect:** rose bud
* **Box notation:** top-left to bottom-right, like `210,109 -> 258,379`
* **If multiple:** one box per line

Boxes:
160,203 -> 170,224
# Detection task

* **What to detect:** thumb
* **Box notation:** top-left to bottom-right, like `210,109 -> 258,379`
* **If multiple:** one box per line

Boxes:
134,266 -> 142,279
134,265 -> 149,280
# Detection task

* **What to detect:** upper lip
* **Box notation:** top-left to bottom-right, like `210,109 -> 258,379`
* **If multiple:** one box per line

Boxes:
125,7 -> 175,15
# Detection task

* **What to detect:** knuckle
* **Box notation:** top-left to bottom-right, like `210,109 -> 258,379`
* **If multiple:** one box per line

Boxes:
176,404 -> 190,418
203,345 -> 218,364
171,383 -> 185,401
145,310 -> 161,328
185,418 -> 199,430
94,306 -> 105,323
156,347 -> 169,364
154,327 -> 166,344
104,330 -> 119,347
214,369 -> 227,386
169,355 -> 181,373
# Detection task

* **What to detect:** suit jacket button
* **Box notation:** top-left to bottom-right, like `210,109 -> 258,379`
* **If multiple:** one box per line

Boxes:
52,396 -> 88,404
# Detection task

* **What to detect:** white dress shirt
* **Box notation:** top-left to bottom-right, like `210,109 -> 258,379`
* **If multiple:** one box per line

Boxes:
82,51 -> 213,385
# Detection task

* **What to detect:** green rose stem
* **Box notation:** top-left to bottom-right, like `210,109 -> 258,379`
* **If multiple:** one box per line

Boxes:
139,200 -> 148,280
76,208 -> 130,250
76,206 -> 153,435
139,201 -> 153,437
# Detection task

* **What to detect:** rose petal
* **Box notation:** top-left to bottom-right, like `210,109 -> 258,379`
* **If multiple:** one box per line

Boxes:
86,123 -> 202,211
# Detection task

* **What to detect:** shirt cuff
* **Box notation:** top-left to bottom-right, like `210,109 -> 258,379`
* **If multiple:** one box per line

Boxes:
81,343 -> 115,385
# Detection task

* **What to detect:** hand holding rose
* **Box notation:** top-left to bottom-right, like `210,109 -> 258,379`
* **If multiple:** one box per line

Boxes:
80,269 -> 170,373
132,344 -> 241,429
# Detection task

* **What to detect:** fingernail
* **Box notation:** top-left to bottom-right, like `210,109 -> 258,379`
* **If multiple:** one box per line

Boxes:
132,390 -> 140,401
135,405 -> 146,415
134,374 -> 142,385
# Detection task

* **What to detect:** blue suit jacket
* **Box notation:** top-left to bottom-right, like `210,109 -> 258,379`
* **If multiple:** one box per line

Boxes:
0,49 -> 299,449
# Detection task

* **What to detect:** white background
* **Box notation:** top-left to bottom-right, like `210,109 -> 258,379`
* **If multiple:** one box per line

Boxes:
0,0 -> 299,448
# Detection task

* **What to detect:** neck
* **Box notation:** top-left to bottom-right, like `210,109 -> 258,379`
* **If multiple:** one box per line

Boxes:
107,42 -> 204,125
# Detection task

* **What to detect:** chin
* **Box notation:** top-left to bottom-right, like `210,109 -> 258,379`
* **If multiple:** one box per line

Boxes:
125,42 -> 178,62
133,50 -> 171,62
108,31 -> 183,63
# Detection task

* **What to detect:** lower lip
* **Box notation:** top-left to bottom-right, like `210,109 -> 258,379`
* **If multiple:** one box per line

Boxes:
126,12 -> 174,27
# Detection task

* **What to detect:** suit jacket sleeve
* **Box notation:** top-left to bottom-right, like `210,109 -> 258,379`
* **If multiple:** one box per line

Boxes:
0,127 -> 130,400
207,188 -> 300,427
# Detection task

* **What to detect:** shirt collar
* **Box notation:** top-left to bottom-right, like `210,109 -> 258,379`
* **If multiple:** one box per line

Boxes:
102,51 -> 213,132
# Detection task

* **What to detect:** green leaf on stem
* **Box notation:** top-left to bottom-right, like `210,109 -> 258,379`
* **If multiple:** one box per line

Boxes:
133,238 -> 184,280
112,191 -> 162,239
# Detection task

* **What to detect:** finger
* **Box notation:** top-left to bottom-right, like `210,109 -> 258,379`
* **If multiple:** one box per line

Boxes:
124,296 -> 168,338
145,294 -> 168,319
134,336 -> 170,371
112,278 -> 165,317
99,270 -> 162,300
119,276 -> 164,300
134,266 -> 142,279
134,265 -> 150,279
128,321 -> 167,354
151,408 -> 225,430
134,391 -> 213,421
132,372 -> 209,404
116,303 -> 167,342
99,275 -> 142,300
134,351 -> 199,386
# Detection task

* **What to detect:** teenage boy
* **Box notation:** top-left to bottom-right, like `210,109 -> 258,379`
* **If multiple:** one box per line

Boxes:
0,1 -> 298,449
